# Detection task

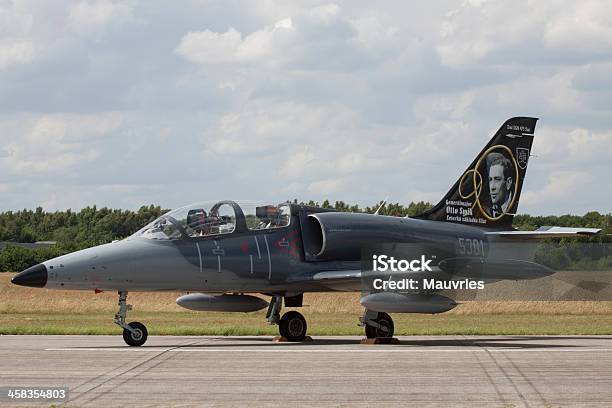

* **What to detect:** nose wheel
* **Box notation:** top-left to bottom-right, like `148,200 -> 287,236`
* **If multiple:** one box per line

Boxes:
114,291 -> 149,346
122,321 -> 148,347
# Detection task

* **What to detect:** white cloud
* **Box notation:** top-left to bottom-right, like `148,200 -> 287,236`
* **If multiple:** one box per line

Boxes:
68,0 -> 137,37
521,171 -> 590,207
534,126 -> 612,163
202,101 -> 350,157
280,146 -> 315,178
0,1 -> 610,215
0,113 -> 121,175
175,3 -> 387,72
0,2 -> 36,69
543,1 -> 612,55
351,15 -> 400,52
0,39 -> 35,69
307,177 -> 348,195
0,4 -> 32,36
437,0 -> 612,68
176,19 -> 295,66
566,128 -> 612,159
97,183 -> 162,194
176,28 -> 243,65
437,0 -> 538,68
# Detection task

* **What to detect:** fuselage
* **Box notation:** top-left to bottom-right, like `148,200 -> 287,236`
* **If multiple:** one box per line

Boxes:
13,200 -> 494,294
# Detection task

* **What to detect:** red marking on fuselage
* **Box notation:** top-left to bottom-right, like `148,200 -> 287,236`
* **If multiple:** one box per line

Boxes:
240,242 -> 249,253
271,229 -> 302,259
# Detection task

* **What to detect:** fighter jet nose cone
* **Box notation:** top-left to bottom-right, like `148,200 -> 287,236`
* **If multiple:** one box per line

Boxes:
12,263 -> 47,288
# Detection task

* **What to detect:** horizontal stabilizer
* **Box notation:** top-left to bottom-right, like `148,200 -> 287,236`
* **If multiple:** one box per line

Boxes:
488,226 -> 601,239
311,257 -> 555,289
438,257 -> 554,280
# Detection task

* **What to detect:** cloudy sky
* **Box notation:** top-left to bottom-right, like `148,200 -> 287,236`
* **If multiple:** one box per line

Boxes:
1,0 -> 611,215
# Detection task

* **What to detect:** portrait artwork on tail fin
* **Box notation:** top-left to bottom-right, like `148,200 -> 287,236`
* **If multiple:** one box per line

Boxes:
414,117 -> 538,229
464,145 -> 518,221
484,151 -> 515,218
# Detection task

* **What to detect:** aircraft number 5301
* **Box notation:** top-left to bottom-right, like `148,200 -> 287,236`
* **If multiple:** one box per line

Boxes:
457,237 -> 485,256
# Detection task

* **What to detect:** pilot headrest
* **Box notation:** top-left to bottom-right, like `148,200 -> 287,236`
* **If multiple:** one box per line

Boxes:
256,205 -> 279,219
187,209 -> 207,223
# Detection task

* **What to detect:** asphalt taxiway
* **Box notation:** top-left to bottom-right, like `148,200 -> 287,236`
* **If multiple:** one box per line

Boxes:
0,335 -> 611,407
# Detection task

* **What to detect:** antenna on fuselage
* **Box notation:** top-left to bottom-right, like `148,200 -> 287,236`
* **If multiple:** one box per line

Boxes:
374,198 -> 387,215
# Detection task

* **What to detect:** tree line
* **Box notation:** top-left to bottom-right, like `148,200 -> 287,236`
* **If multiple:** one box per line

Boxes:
0,205 -> 165,272
0,201 -> 610,272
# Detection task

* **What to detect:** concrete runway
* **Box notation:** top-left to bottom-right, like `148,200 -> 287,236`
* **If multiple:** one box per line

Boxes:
0,335 -> 611,407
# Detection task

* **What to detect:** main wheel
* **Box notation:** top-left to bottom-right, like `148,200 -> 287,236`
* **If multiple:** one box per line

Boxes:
122,321 -> 148,347
279,311 -> 307,342
365,312 -> 394,343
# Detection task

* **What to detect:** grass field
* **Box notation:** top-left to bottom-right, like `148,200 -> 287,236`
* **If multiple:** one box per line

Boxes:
2,273 -> 612,335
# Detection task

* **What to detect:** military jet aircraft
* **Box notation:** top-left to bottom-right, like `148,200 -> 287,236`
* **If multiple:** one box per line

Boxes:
12,117 -> 600,346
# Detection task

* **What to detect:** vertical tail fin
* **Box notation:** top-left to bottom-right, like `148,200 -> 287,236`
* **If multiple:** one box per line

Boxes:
414,117 -> 538,229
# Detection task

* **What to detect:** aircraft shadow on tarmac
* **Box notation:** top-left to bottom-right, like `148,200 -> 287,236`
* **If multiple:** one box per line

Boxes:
75,335 -> 612,350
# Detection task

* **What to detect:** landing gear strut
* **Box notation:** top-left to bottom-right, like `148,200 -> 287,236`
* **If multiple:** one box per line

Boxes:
266,295 -> 308,342
361,309 -> 394,344
114,291 -> 148,347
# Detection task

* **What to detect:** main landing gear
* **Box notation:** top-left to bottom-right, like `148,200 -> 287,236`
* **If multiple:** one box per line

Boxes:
114,291 -> 148,347
360,309 -> 394,344
266,295 -> 308,342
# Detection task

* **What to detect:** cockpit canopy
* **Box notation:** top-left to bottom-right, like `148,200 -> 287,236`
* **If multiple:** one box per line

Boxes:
133,200 -> 291,241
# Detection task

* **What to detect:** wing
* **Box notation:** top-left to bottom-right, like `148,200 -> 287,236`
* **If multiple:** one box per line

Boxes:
311,269 -> 362,291
308,269 -> 451,291
487,226 -> 601,239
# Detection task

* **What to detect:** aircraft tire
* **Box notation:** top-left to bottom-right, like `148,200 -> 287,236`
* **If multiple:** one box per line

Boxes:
279,311 -> 307,342
365,312 -> 394,343
123,321 -> 148,347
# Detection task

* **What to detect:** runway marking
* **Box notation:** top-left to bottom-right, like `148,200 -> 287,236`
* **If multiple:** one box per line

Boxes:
45,348 -> 612,353
63,338 -> 209,406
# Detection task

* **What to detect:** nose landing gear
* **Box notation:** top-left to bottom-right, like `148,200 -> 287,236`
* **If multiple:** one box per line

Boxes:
122,321 -> 148,347
114,291 -> 148,347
